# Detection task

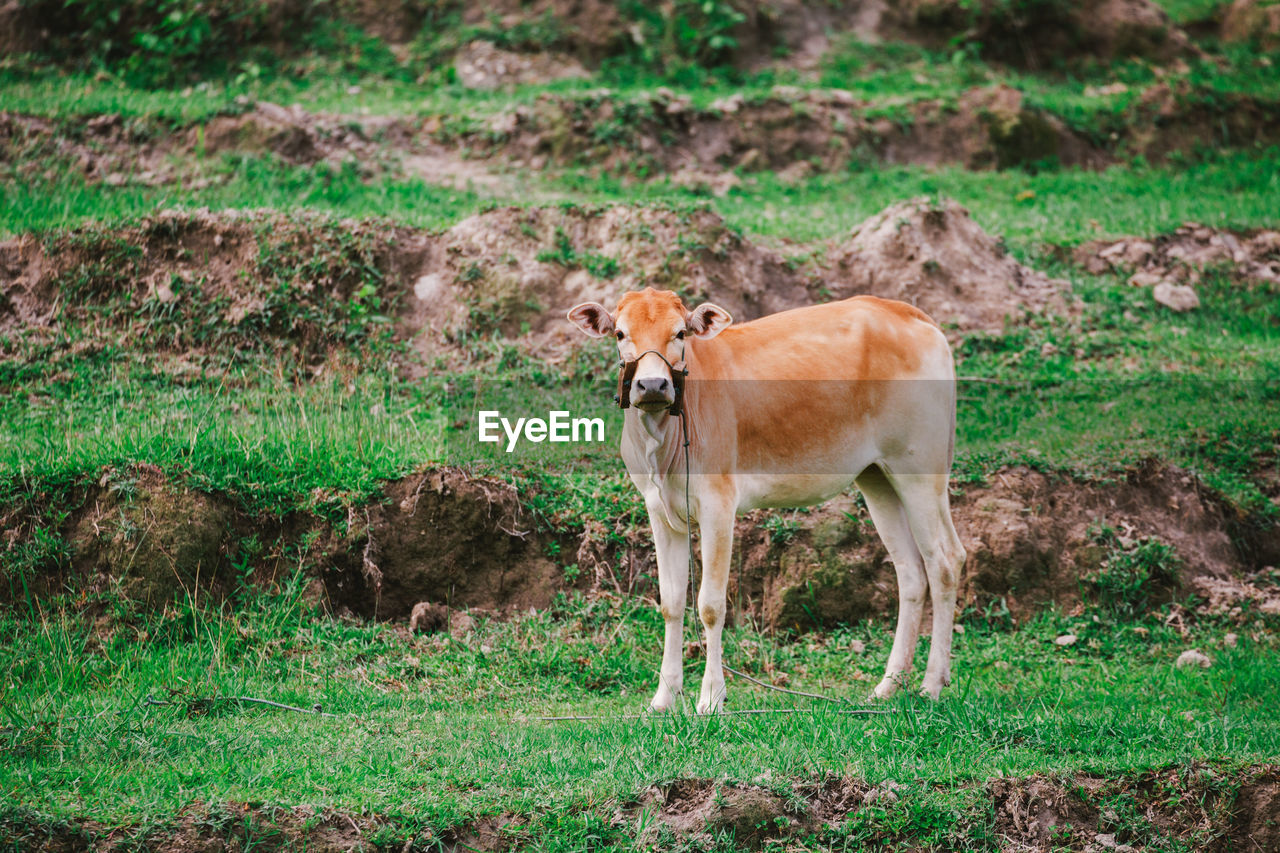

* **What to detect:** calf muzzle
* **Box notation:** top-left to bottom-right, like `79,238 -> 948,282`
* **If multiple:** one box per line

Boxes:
616,350 -> 687,416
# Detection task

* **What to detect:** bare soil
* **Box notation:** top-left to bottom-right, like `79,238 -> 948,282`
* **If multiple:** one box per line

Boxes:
5,457 -> 1277,633
1075,223 -> 1280,288
734,461 -> 1277,633
0,464 -> 581,622
7,80 -> 1278,192
8,765 -> 1272,851
1,200 -> 1069,378
451,84 -> 1108,177
880,0 -> 1194,68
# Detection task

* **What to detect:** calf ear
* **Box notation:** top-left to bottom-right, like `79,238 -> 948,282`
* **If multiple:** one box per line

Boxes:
566,302 -> 615,338
687,303 -> 733,339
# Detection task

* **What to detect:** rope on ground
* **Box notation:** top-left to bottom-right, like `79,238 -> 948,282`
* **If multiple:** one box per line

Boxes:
144,694 -> 342,718
535,707 -> 889,722
723,665 -> 852,704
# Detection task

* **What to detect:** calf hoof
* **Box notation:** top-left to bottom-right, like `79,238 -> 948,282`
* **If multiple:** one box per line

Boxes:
871,676 -> 904,701
696,685 -> 725,715
919,669 -> 951,700
648,686 -> 681,714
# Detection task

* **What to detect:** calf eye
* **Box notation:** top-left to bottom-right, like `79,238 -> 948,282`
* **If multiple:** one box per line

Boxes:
676,330 -> 686,340
616,331 -> 625,340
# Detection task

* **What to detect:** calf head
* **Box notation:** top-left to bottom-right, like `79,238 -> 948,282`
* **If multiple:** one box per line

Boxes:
567,287 -> 732,413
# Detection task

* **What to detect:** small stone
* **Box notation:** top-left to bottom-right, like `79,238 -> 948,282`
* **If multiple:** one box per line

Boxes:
1054,633 -> 1078,647
1128,270 -> 1164,287
449,612 -> 476,639
1225,632 -> 1239,648
1176,649 -> 1212,668
414,273 -> 445,301
736,148 -> 763,171
409,601 -> 448,634
1153,282 -> 1200,312
849,639 -> 866,654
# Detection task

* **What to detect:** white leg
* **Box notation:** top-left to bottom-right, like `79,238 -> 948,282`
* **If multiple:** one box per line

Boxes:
890,473 -> 966,700
648,510 -> 690,713
857,467 -> 928,700
696,499 -> 735,714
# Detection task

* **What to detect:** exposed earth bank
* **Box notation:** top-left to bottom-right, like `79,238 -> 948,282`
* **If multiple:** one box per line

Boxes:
4,764 -> 1276,852
4,458 -> 1277,632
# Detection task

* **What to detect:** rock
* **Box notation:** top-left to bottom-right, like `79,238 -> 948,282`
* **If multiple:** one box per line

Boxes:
1225,632 -> 1239,648
1054,633 -> 1079,647
409,601 -> 449,634
1127,270 -> 1165,287
453,41 -> 588,90
449,611 -> 476,639
1152,282 -> 1200,311
1175,649 -> 1212,668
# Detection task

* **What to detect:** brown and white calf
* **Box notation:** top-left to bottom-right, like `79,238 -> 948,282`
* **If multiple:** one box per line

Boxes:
568,288 -> 965,713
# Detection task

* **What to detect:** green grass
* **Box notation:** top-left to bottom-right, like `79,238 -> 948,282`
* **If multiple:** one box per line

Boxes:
5,148 -> 1279,247
3,15 -> 1280,848
0,158 -> 485,237
0,591 -> 1275,847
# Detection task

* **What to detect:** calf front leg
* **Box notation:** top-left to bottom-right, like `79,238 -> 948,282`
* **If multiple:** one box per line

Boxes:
696,500 -> 735,715
648,509 -> 691,713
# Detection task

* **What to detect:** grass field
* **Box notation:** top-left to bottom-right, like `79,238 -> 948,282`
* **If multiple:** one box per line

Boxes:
2,0 -> 1279,849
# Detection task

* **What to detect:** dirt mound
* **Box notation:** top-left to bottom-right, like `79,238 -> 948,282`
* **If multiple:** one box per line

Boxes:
337,469 -> 578,620
1223,0 -> 1280,49
733,462 -> 1250,632
883,0 -> 1193,68
0,465 -> 579,621
0,207 -> 432,374
634,779 -> 800,848
824,197 -> 1071,333
1,105 -> 504,191
1122,82 -> 1280,164
1076,223 -> 1280,291
403,203 -> 814,360
0,111 -> 183,188
453,85 -> 1105,177
7,767 -> 1277,851
992,765 -> 1280,851
3,201 -> 1076,383
0,800 -> 392,853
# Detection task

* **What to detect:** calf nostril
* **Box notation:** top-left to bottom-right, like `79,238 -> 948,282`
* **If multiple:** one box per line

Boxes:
636,377 -> 670,394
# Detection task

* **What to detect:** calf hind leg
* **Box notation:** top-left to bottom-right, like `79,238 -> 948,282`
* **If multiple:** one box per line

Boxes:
855,466 -> 928,700
886,472 -> 966,700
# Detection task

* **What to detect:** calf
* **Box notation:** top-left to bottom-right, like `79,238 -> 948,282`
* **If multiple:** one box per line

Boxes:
568,288 -> 965,713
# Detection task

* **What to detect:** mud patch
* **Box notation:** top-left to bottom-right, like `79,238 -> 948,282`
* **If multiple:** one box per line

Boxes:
733,462 -> 1249,632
